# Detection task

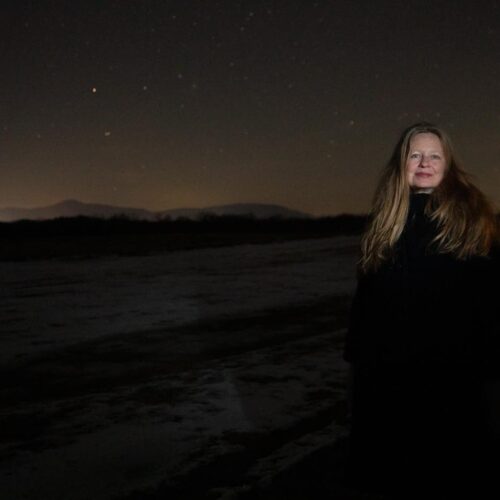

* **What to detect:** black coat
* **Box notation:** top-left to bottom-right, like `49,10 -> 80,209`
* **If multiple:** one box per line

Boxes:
344,193 -> 499,497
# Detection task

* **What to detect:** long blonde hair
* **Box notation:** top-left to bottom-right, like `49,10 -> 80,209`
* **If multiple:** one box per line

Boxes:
360,122 -> 498,273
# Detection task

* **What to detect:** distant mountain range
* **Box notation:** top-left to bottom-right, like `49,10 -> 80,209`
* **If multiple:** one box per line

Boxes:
0,199 -> 311,222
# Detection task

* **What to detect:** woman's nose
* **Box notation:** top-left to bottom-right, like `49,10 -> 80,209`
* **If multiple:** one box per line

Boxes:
420,155 -> 431,166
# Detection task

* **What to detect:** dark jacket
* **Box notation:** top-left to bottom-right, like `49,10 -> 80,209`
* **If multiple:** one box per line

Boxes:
344,193 -> 499,496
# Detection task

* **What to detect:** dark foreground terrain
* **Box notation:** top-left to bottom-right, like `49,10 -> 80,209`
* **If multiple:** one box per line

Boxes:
0,235 -> 390,499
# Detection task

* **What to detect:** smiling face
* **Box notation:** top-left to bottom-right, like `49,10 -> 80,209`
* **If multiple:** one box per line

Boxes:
406,133 -> 446,192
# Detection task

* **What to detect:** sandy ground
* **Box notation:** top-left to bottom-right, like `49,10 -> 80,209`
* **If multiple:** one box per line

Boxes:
0,236 -> 361,499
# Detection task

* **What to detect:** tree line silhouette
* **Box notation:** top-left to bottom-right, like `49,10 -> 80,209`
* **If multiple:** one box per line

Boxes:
4,212 -> 499,261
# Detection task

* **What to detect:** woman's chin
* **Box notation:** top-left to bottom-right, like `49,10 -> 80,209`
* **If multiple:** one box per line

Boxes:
411,180 -> 437,190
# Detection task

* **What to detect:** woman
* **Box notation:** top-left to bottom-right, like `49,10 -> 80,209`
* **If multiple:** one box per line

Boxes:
343,122 -> 499,498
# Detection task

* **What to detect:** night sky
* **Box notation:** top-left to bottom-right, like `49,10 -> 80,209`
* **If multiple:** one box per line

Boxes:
2,0 -> 500,216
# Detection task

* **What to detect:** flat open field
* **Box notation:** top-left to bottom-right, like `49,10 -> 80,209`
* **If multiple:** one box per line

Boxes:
0,236 -> 361,499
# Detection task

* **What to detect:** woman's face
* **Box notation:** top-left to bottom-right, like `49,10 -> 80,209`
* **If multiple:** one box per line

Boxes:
406,133 -> 446,191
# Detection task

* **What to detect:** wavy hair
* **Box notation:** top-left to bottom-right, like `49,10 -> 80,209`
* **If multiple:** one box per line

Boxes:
360,122 -> 498,273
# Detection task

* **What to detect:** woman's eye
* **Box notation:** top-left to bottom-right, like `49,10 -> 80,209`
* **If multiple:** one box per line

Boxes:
410,153 -> 421,160
431,154 -> 441,160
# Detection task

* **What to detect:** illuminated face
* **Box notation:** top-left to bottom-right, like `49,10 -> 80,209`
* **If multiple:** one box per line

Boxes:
406,133 -> 446,191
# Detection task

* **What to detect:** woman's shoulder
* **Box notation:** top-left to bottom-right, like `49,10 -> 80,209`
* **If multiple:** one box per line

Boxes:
466,244 -> 500,268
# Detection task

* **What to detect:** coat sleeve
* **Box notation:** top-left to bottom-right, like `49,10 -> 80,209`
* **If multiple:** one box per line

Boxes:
343,273 -> 369,364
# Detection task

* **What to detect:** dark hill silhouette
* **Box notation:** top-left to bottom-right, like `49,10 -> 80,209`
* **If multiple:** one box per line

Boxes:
0,200 -> 310,222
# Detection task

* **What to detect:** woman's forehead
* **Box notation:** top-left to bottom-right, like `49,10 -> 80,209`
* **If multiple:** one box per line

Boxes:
409,132 -> 443,148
